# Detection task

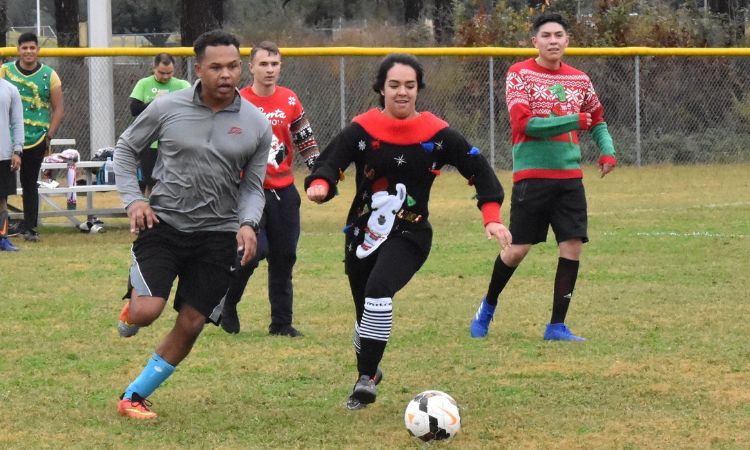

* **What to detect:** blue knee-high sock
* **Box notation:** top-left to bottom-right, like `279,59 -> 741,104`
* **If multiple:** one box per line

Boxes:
124,353 -> 175,400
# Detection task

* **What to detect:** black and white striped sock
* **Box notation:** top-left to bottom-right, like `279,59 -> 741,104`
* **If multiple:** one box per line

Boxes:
357,297 -> 393,376
360,297 -> 393,342
353,321 -> 361,354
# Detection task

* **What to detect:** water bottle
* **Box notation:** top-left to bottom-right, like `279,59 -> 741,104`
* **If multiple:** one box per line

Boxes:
104,157 -> 115,184
66,162 -> 77,210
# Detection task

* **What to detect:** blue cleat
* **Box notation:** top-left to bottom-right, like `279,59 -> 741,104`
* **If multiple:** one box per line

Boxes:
0,237 -> 19,251
544,323 -> 586,341
470,297 -> 496,338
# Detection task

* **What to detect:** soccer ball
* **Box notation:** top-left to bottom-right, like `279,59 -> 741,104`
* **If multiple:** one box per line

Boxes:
404,390 -> 461,442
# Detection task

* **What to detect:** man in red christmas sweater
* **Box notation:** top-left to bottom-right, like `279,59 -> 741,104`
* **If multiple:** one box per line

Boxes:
470,12 -> 616,341
221,41 -> 319,336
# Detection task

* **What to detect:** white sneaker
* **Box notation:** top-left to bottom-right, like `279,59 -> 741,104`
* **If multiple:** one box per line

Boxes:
38,180 -> 59,189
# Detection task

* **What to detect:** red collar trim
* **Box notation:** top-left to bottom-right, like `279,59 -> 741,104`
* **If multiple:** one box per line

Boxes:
352,108 -> 449,145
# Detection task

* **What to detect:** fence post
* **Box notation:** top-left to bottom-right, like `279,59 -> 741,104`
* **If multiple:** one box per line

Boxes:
489,56 -> 496,169
87,0 -> 115,157
340,57 -> 346,129
635,55 -> 642,166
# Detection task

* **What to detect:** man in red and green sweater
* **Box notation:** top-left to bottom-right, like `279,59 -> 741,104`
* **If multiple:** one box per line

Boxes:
220,41 -> 320,337
470,12 -> 616,341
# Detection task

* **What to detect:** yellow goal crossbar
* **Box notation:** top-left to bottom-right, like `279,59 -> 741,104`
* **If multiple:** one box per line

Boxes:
3,46 -> 750,57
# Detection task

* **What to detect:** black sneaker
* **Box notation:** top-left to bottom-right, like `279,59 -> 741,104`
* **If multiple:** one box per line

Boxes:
345,368 -> 383,410
6,221 -> 24,237
351,374 -> 377,403
268,324 -> 303,337
346,396 -> 367,410
23,229 -> 39,242
221,305 -> 241,334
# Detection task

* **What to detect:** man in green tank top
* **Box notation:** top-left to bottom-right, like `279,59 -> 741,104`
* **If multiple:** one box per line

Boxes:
129,53 -> 191,196
0,32 -> 65,242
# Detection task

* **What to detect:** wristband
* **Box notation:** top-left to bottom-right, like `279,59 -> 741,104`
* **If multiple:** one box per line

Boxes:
240,220 -> 260,232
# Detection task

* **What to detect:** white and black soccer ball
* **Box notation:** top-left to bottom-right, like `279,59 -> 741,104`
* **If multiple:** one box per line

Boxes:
404,390 -> 461,442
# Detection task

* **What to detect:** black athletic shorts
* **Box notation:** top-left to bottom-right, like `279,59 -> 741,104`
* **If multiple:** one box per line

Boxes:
509,178 -> 588,245
127,219 -> 237,323
0,160 -> 16,197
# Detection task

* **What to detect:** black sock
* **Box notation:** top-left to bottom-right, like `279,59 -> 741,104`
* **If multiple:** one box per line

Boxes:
357,337 -> 386,378
551,257 -> 579,324
485,255 -> 516,306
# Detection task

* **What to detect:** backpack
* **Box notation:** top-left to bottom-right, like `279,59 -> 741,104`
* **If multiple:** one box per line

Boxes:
93,148 -> 115,185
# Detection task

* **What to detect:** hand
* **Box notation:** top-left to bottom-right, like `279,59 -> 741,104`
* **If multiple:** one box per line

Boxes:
44,134 -> 54,156
10,154 -> 21,172
599,162 -> 615,178
126,200 -> 159,233
306,183 -> 329,203
485,222 -> 512,251
236,225 -> 258,266
582,113 -> 592,129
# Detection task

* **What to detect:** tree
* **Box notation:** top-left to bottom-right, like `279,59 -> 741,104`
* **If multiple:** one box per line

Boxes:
707,0 -> 748,44
404,0 -> 423,23
302,1 -> 336,32
0,0 -> 7,47
113,0 -> 179,47
433,0 -> 454,44
180,0 -> 224,46
300,0 -> 359,28
54,0 -> 79,47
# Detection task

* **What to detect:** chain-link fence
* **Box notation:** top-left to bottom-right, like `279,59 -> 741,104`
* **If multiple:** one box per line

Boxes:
43,54 -> 750,167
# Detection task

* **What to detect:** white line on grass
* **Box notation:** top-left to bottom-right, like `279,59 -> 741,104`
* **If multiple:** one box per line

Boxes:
603,231 -> 746,238
590,201 -> 750,217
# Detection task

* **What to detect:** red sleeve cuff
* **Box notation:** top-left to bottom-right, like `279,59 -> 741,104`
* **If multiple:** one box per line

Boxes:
481,202 -> 502,226
578,113 -> 591,131
310,179 -> 330,191
599,155 -> 617,166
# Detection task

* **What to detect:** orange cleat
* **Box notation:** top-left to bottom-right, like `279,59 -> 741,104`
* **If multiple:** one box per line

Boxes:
118,302 -> 140,338
118,393 -> 157,420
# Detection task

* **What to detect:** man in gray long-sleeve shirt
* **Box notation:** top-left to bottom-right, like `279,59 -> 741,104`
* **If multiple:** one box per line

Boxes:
114,30 -> 272,421
0,78 -> 24,252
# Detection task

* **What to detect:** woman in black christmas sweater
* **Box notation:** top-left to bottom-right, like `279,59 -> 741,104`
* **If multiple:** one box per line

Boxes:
305,54 -> 512,409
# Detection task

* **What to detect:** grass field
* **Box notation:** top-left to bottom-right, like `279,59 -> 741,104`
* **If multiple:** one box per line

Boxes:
1,164 -> 748,449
